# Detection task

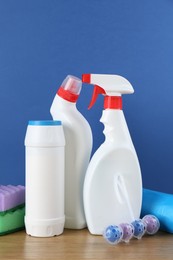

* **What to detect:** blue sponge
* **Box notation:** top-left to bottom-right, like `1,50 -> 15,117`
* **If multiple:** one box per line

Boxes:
141,189 -> 173,233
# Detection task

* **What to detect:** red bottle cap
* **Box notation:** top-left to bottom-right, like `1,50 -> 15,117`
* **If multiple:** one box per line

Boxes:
57,75 -> 81,103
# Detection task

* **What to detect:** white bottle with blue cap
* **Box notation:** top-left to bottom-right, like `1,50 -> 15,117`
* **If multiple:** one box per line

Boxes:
25,120 -> 65,237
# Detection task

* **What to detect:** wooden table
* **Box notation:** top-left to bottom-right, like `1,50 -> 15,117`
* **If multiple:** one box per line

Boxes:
0,229 -> 172,259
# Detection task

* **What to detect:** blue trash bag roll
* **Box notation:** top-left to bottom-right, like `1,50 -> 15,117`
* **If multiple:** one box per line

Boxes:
141,189 -> 173,233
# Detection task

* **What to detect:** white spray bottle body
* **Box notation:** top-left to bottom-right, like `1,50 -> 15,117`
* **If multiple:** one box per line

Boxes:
50,76 -> 93,229
84,109 -> 142,235
82,74 -> 142,235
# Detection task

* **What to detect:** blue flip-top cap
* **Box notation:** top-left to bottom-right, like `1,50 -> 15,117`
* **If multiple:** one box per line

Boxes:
28,120 -> 62,126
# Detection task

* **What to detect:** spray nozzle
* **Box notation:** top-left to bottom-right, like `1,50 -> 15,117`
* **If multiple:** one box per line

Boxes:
82,74 -> 134,109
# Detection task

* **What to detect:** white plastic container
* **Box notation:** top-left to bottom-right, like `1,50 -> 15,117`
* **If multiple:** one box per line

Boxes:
82,74 -> 142,235
24,120 -> 65,237
50,75 -> 92,229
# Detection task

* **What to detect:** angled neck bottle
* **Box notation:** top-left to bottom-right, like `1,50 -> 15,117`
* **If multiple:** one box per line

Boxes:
50,75 -> 93,229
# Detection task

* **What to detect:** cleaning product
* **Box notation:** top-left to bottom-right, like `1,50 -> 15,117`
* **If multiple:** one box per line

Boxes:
50,75 -> 92,229
0,185 -> 25,211
82,73 -> 142,235
25,120 -> 65,237
103,214 -> 160,245
141,188 -> 173,233
0,185 -> 25,235
0,205 -> 25,235
142,214 -> 160,235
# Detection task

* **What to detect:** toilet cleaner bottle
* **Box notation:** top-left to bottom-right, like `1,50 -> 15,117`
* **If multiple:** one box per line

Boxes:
50,75 -> 92,229
82,74 -> 142,235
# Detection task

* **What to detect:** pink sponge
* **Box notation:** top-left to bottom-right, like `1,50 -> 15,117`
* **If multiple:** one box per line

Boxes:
0,185 -> 25,212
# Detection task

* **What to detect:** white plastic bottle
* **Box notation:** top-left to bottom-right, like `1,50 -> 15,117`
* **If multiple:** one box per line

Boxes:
50,75 -> 93,229
82,74 -> 142,235
25,120 -> 65,237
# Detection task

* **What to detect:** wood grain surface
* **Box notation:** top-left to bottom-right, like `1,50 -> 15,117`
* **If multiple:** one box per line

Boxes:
0,229 -> 172,260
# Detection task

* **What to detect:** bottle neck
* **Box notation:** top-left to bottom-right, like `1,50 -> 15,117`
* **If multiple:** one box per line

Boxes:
55,93 -> 77,109
100,109 -> 133,146
57,87 -> 79,103
104,96 -> 122,110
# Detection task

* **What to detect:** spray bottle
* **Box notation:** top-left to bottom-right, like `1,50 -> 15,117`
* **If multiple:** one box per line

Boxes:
50,75 -> 93,229
82,73 -> 142,235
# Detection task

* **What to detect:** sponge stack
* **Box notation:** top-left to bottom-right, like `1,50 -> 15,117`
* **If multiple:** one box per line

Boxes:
0,185 -> 25,235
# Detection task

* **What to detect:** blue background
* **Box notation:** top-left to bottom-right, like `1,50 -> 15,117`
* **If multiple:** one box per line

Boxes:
0,0 -> 173,193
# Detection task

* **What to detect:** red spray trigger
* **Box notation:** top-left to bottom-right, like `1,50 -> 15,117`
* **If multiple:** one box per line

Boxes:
82,74 -> 106,109
88,85 -> 105,109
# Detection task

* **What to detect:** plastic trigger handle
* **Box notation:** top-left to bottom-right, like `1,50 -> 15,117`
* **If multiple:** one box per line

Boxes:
88,85 -> 105,109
